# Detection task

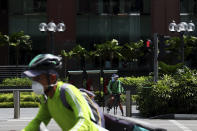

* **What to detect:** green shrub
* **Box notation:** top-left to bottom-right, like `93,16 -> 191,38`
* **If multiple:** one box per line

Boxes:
170,67 -> 197,113
21,94 -> 40,102
0,93 -> 13,102
21,92 -> 32,95
137,67 -> 197,117
0,78 -> 38,108
0,95 -> 7,102
0,102 -> 13,108
0,92 -> 41,108
0,77 -> 31,86
0,102 -> 39,108
119,76 -> 153,89
158,61 -> 183,75
94,76 -> 152,105
20,102 -> 39,108
119,76 -> 153,105
137,75 -> 175,117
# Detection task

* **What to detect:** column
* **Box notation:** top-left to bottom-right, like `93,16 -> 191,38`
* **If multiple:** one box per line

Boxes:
47,0 -> 76,53
151,0 -> 180,35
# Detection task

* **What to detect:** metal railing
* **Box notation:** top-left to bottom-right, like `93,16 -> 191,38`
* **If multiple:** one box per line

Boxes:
0,86 -> 31,119
0,65 -> 27,80
0,86 -> 134,118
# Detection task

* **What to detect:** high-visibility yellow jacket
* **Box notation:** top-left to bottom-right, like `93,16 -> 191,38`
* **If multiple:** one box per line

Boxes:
22,81 -> 100,131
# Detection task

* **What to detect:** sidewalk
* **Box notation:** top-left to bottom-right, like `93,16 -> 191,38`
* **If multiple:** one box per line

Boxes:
0,105 -> 166,131
0,105 -> 139,120
0,105 -> 197,131
0,106 -> 155,131
1,105 -> 197,120
150,113 -> 197,120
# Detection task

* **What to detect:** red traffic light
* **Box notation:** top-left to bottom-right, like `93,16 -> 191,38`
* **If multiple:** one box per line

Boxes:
146,40 -> 151,47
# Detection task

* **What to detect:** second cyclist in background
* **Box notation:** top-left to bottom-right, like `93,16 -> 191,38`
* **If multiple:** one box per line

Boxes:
106,74 -> 124,116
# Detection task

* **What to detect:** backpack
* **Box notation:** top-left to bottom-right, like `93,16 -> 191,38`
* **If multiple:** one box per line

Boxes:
59,84 -> 105,127
59,84 -> 162,131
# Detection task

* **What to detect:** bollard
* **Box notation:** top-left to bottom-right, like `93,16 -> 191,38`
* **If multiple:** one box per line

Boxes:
126,90 -> 131,117
13,90 -> 20,119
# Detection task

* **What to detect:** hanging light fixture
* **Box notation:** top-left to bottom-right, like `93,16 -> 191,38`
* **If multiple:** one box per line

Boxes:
57,22 -> 66,32
39,23 -> 47,32
187,21 -> 195,32
47,22 -> 57,32
177,22 -> 188,32
169,20 -> 177,32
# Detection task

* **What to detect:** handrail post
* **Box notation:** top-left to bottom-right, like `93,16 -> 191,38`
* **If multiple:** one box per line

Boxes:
126,90 -> 131,117
13,90 -> 20,119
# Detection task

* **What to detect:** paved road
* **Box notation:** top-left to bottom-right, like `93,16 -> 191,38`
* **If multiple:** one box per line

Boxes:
0,106 -> 197,131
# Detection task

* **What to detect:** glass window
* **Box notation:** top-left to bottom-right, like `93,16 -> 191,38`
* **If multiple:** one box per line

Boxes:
77,0 -> 145,15
103,0 -> 110,13
180,0 -> 196,14
8,0 -> 47,63
23,0 -> 47,14
77,0 -> 90,15
127,0 -> 143,13
33,0 -> 47,13
9,0 -> 47,15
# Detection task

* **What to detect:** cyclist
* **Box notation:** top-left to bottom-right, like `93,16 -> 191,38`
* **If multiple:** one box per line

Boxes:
22,54 -> 106,131
106,74 -> 124,116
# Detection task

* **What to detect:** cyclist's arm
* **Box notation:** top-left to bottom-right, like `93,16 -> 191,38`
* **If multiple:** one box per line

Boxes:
64,85 -> 99,131
22,97 -> 51,131
107,80 -> 112,94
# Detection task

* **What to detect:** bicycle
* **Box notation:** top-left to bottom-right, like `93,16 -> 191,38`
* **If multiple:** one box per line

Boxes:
107,93 -> 123,115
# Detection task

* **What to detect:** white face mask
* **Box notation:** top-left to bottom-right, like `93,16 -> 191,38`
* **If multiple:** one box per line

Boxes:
32,81 -> 44,95
112,77 -> 115,82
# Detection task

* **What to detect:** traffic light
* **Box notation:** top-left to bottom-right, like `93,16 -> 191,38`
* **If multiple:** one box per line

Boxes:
146,40 -> 152,48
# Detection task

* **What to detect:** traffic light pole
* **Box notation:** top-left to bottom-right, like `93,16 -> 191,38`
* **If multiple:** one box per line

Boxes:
153,33 -> 158,83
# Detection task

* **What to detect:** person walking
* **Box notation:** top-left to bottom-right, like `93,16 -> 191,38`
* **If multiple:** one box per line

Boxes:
106,74 -> 124,116
22,54 -> 106,131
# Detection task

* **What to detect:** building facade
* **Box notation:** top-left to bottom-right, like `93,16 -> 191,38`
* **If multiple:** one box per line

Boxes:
0,0 -> 196,65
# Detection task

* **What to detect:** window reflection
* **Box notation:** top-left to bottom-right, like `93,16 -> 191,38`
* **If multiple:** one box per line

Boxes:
180,0 -> 197,14
33,0 -> 47,12
77,0 -> 145,15
112,0 -> 120,15
103,0 -> 110,13
9,0 -> 47,15
77,0 -> 90,14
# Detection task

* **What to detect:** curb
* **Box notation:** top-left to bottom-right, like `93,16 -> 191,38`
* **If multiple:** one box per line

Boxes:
110,114 -> 167,131
174,114 -> 197,120
150,114 -> 197,120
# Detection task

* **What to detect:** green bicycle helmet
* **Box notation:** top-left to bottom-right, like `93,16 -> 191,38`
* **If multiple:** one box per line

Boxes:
23,54 -> 62,78
29,54 -> 62,70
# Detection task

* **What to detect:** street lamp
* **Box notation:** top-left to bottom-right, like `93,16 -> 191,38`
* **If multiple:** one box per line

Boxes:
39,22 -> 66,54
169,20 -> 195,63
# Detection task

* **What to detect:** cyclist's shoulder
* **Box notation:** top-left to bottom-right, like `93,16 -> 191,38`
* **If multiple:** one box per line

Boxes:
58,81 -> 77,89
58,82 -> 82,97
